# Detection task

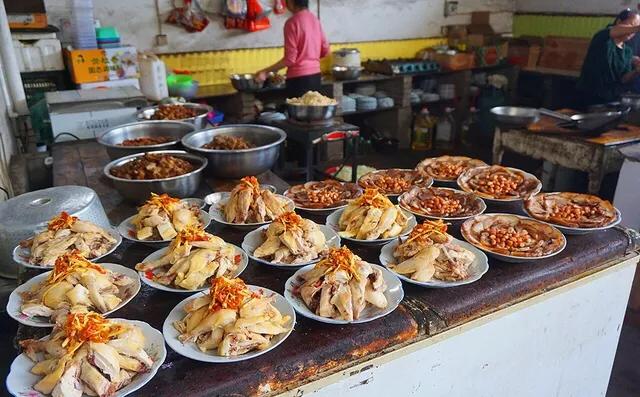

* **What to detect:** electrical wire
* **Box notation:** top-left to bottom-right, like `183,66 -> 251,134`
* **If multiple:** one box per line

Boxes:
0,186 -> 8,199
53,132 -> 81,142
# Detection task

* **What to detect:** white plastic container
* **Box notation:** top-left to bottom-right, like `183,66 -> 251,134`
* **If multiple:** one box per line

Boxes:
71,0 -> 97,49
139,53 -> 169,101
13,37 -> 64,72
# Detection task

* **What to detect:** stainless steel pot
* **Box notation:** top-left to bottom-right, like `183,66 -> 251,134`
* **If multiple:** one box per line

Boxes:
0,186 -> 111,278
286,104 -> 337,122
490,106 -> 540,127
181,125 -> 286,178
103,150 -> 207,203
621,93 -> 640,109
137,103 -> 212,130
331,66 -> 363,81
230,74 -> 265,92
97,120 -> 196,160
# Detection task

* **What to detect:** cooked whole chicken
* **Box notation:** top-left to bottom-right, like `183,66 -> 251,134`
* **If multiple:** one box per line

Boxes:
173,277 -> 291,356
338,189 -> 409,240
19,252 -> 135,324
253,212 -> 328,265
136,226 -> 240,290
21,212 -> 117,267
20,312 -> 154,397
391,220 -> 475,282
131,193 -> 201,241
223,176 -> 290,224
298,247 -> 388,321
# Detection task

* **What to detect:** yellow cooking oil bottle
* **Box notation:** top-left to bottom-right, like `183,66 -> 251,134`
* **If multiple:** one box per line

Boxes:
412,107 -> 436,150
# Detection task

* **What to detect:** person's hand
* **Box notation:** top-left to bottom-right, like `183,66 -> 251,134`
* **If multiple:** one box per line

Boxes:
633,56 -> 640,69
255,71 -> 268,82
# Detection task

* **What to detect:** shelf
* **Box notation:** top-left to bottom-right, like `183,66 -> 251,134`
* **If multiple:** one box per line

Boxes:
339,106 -> 398,116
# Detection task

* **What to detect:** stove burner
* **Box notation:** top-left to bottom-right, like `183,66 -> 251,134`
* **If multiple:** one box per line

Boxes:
364,58 -> 440,75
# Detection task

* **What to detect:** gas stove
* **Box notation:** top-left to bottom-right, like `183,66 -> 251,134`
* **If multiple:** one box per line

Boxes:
363,58 -> 440,75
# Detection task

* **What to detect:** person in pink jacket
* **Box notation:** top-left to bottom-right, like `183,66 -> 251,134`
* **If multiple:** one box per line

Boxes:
257,0 -> 330,97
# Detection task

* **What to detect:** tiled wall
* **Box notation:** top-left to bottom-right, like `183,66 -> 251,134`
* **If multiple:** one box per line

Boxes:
159,38 -> 447,86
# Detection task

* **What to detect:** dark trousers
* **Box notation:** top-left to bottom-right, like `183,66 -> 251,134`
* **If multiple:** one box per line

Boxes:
286,73 -> 322,98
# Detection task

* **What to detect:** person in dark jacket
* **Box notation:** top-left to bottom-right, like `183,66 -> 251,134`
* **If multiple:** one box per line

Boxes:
577,9 -> 640,107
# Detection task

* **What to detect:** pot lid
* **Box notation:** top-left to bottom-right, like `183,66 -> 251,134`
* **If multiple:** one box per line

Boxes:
0,186 -> 99,228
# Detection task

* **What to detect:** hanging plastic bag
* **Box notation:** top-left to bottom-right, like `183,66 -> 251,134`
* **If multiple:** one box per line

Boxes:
223,0 -> 247,18
274,0 -> 286,14
166,0 -> 210,32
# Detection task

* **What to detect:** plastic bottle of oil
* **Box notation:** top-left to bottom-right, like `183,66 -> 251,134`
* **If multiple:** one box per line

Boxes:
412,107 -> 436,150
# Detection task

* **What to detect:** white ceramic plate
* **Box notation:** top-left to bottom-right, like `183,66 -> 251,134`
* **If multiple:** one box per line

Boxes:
13,227 -> 122,270
283,184 -> 363,215
242,224 -> 341,269
523,207 -> 622,235
379,237 -> 489,287
285,263 -> 404,324
118,209 -> 211,247
398,187 -> 487,221
138,244 -> 248,293
460,213 -> 567,263
457,166 -> 542,204
7,263 -> 141,327
325,207 -> 417,246
6,319 -> 166,397
163,286 -> 295,363
207,192 -> 295,230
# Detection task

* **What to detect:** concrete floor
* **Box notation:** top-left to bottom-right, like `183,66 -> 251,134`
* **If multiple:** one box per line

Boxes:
607,315 -> 640,397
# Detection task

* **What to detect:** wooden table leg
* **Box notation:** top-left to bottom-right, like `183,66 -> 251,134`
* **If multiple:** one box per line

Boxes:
492,127 -> 504,165
588,169 -> 604,195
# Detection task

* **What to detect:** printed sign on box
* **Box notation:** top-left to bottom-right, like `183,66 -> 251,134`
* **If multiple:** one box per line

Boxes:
66,47 -> 139,84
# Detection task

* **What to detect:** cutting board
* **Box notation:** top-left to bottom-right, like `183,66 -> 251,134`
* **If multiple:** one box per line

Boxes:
526,109 -> 640,146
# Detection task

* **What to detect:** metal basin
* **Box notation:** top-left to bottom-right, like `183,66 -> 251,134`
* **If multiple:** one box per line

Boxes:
103,150 -> 207,203
181,125 -> 286,178
230,73 -> 264,92
331,66 -> 363,81
286,104 -> 337,122
490,106 -> 540,127
97,120 -> 196,160
137,103 -> 212,130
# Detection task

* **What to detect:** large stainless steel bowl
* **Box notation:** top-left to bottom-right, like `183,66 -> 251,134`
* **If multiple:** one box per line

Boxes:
230,74 -> 264,92
137,103 -> 212,129
286,104 -> 337,122
98,120 -> 196,160
181,125 -> 286,178
490,106 -> 540,127
331,66 -> 363,81
104,150 -> 207,203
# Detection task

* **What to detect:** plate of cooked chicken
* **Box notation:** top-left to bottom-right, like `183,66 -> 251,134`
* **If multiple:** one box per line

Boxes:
7,312 -> 165,397
163,276 -> 295,363
380,220 -> 488,288
416,156 -> 487,184
118,193 -> 210,247
136,226 -> 248,293
457,165 -> 542,202
242,212 -> 340,268
13,212 -> 122,269
284,247 -> 404,324
524,192 -> 621,234
207,176 -> 294,230
326,188 -> 417,245
7,252 -> 140,327
461,213 -> 566,262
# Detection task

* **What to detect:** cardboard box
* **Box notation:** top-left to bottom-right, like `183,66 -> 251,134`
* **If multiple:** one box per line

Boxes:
475,42 -> 509,67
467,11 -> 494,47
435,52 -> 475,71
446,25 -> 468,48
507,37 -> 543,68
538,36 -> 590,71
66,46 -> 139,84
8,13 -> 48,29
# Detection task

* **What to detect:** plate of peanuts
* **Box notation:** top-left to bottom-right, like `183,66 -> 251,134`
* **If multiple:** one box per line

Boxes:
358,169 -> 433,197
284,180 -> 363,214
416,156 -> 488,184
461,213 -> 566,262
457,165 -> 542,203
524,192 -> 621,235
399,186 -> 486,221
